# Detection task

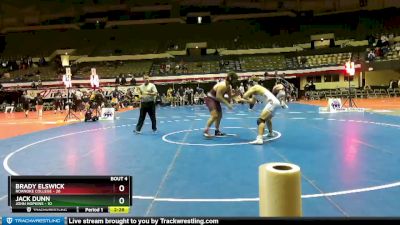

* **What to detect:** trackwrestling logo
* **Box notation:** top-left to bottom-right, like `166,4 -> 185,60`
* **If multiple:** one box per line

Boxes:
2,217 -> 64,225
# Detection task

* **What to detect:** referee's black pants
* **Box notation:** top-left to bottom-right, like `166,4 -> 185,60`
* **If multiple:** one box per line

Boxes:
136,101 -> 157,132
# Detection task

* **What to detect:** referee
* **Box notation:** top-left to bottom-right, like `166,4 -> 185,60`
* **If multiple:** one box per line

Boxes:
135,75 -> 158,134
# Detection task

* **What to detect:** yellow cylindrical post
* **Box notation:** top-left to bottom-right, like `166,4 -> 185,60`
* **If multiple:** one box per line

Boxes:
259,162 -> 302,217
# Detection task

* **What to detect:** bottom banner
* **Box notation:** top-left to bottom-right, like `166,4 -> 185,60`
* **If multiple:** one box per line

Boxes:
1,217 -> 398,225
66,217 -> 399,225
67,217 -> 219,225
2,217 -> 64,225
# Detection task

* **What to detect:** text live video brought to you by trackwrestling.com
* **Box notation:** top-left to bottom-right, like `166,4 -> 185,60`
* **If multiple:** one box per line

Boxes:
1,217 -> 221,225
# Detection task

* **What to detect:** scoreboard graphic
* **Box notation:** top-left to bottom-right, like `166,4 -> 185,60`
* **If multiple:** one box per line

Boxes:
8,176 -> 132,213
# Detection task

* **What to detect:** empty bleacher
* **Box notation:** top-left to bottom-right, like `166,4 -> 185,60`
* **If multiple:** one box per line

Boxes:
239,55 -> 286,71
297,53 -> 351,68
305,86 -> 400,100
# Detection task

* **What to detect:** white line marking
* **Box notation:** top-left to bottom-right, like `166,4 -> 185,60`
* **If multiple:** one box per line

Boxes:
3,124 -> 127,175
373,110 -> 393,113
313,118 -> 324,120
155,197 -> 258,202
289,117 -> 306,120
42,122 -> 57,124
194,119 -> 202,121
162,128 -> 281,146
380,123 -> 400,128
288,112 -> 302,114
131,181 -> 400,201
235,114 -> 248,116
301,181 -> 400,198
133,196 -> 154,200
0,195 -> 7,201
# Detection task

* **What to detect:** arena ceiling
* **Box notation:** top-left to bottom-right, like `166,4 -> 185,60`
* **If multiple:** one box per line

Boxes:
0,0 -> 397,30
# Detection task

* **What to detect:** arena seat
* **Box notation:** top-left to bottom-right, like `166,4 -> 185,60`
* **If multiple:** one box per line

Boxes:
240,55 -> 286,71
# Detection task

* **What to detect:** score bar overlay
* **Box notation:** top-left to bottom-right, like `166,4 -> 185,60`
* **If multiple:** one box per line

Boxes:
8,176 -> 132,213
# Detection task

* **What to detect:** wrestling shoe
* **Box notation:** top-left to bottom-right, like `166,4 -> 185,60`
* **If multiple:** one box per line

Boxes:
249,138 -> 263,145
203,130 -> 212,138
267,132 -> 275,138
214,130 -> 226,136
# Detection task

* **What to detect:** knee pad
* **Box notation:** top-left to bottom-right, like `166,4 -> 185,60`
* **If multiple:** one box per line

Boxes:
257,118 -> 266,126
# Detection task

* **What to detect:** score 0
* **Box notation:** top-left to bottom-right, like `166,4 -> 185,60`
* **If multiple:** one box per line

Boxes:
110,176 -> 129,193
117,196 -> 126,205
118,184 -> 125,192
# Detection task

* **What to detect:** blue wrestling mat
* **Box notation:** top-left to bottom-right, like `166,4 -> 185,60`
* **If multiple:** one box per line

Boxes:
1,103 -> 400,216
